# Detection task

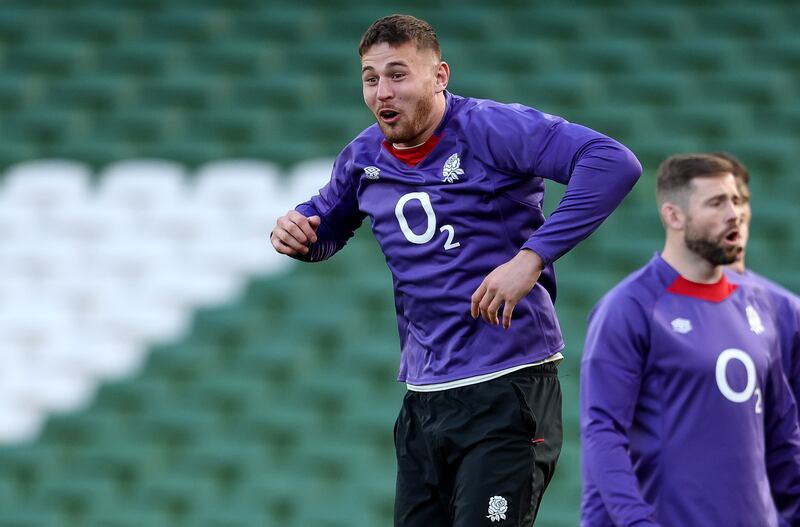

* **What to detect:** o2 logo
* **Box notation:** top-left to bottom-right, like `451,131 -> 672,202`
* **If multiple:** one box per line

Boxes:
394,192 -> 460,250
715,348 -> 762,414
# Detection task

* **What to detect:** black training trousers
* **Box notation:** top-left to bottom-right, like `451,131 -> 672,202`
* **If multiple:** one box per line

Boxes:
394,362 -> 563,527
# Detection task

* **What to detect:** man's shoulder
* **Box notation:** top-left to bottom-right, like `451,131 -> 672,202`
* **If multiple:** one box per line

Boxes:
748,270 -> 800,302
327,124 -> 384,175
597,260 -> 667,314
583,262 -> 665,357
344,123 -> 383,154
449,92 -> 563,129
728,269 -> 800,311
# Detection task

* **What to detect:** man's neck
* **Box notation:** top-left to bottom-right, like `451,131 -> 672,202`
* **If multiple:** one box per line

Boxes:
727,260 -> 746,275
661,241 -> 723,283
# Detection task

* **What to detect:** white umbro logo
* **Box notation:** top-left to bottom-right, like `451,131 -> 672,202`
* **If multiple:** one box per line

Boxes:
746,305 -> 765,335
364,166 -> 380,180
671,318 -> 693,334
442,153 -> 464,183
486,496 -> 508,522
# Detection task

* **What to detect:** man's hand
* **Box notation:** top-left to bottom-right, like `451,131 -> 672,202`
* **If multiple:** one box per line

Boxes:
271,210 -> 321,256
470,249 -> 544,329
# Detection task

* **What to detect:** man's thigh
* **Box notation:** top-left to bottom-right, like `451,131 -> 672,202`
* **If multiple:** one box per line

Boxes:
452,366 -> 563,526
451,435 -> 536,526
394,393 -> 451,527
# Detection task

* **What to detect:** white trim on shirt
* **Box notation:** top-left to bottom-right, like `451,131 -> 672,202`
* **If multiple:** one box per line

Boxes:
405,352 -> 563,392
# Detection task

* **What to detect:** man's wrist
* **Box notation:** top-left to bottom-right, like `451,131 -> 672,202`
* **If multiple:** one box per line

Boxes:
518,248 -> 544,273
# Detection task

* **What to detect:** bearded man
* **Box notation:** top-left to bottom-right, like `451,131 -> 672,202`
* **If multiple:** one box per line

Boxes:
580,153 -> 800,526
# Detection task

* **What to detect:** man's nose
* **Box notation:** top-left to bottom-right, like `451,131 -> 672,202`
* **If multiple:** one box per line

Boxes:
725,201 -> 740,223
376,78 -> 393,100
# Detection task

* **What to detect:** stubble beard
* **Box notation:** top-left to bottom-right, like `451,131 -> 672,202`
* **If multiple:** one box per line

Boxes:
378,93 -> 434,145
684,221 -> 739,266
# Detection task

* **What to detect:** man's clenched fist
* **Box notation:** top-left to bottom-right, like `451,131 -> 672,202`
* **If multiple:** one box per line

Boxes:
271,210 -> 321,257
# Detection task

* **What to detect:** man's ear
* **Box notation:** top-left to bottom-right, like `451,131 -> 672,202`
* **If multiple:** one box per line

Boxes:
435,61 -> 450,93
660,201 -> 686,231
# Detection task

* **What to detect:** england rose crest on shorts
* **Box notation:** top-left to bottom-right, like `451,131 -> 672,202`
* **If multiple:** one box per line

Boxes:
486,495 -> 508,522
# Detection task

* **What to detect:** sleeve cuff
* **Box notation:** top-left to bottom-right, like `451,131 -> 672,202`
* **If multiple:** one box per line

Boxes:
521,240 -> 554,267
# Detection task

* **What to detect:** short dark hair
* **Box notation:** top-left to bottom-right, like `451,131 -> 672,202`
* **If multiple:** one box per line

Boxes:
656,153 -> 735,206
710,151 -> 749,186
359,14 -> 441,59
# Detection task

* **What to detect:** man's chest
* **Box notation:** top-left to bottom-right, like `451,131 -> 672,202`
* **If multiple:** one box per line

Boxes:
651,296 -> 776,413
355,149 -> 497,254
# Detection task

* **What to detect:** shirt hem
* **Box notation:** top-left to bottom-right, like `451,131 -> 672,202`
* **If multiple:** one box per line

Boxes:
403,348 -> 564,392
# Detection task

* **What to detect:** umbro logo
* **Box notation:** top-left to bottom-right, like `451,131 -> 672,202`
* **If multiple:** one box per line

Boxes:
671,318 -> 692,334
442,153 -> 464,183
364,166 -> 380,180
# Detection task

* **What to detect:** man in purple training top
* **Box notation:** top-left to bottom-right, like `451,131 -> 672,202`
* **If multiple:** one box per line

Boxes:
717,152 -> 800,411
271,14 -> 641,526
580,154 -> 800,526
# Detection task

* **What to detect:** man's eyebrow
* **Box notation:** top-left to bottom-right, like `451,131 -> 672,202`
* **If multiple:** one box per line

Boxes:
361,61 -> 409,73
703,192 -> 728,204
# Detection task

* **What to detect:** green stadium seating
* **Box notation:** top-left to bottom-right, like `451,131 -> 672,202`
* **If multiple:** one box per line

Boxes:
6,42 -> 94,76
51,9 -> 136,44
100,42 -> 182,77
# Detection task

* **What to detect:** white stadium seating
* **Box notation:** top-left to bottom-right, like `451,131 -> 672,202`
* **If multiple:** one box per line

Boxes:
0,157 -> 334,443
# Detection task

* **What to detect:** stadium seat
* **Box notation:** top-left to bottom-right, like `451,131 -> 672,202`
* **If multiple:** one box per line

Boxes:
596,6 -> 687,40
100,41 -> 180,77
146,9 -> 229,42
1,160 -> 91,210
51,9 -> 134,44
0,8 -> 34,44
694,6 -> 781,38
284,157 -> 336,207
505,6 -> 599,42
192,159 -> 284,214
97,159 -> 188,213
0,77 -> 38,111
50,77 -> 133,112
6,42 -> 92,76
0,207 -> 36,244
0,400 -> 44,444
650,38 -> 744,73
139,75 -> 224,110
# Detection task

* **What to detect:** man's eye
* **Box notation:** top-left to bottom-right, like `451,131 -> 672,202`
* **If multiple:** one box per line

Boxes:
392,73 -> 406,80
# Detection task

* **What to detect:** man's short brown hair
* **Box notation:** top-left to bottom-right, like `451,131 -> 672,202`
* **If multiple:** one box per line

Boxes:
656,154 -> 736,207
359,14 -> 441,59
711,151 -> 749,186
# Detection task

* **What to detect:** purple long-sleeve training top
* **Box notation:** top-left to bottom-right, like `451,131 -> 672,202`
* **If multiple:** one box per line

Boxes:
581,255 -> 800,526
296,91 -> 641,386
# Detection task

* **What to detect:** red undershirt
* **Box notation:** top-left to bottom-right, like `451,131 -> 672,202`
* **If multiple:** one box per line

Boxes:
382,134 -> 442,167
667,274 -> 738,303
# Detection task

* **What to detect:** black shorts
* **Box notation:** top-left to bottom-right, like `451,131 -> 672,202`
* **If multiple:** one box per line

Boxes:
394,362 -> 563,527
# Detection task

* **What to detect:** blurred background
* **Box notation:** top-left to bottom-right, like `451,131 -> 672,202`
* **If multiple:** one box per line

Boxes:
0,0 -> 798,526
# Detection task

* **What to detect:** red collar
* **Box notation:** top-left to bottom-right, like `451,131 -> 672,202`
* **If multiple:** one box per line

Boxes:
666,274 -> 737,303
382,134 -> 442,167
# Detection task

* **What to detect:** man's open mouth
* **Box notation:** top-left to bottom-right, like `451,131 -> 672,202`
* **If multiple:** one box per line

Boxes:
723,229 -> 740,244
379,109 -> 401,123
